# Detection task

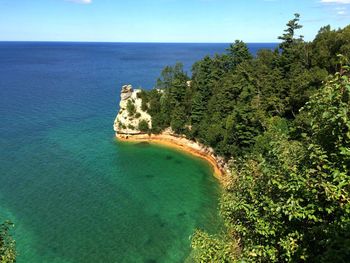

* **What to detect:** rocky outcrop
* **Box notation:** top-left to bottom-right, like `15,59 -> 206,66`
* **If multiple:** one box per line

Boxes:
114,85 -> 230,182
120,84 -> 133,100
113,85 -> 152,135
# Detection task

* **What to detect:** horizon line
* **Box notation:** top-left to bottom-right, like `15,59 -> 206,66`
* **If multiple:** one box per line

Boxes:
0,40 -> 281,44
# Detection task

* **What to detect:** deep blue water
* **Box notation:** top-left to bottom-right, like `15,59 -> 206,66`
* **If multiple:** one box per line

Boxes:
0,42 -> 277,263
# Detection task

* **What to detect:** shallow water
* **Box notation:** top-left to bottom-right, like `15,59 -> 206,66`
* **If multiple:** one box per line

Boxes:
0,42 -> 276,262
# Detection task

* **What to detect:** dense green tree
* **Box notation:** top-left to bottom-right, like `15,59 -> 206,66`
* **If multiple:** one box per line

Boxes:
190,57 -> 214,127
192,62 -> 350,262
226,40 -> 253,69
126,100 -> 136,116
278,13 -> 303,50
170,104 -> 187,134
135,16 -> 350,262
137,90 -> 150,111
138,119 -> 149,133
311,25 -> 350,73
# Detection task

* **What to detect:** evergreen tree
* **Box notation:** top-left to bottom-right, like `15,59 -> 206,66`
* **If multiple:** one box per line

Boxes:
137,17 -> 350,262
226,40 -> 253,69
170,104 -> 187,134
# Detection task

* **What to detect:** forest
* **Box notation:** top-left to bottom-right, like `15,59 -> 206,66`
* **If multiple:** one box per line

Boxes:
138,14 -> 350,262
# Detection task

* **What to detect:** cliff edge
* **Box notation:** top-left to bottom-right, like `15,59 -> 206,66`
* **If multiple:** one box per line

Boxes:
113,84 -> 230,181
113,85 -> 152,135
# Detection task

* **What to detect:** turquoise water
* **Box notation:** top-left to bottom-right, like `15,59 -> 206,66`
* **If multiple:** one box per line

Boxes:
1,120 -> 221,262
0,42 -> 277,262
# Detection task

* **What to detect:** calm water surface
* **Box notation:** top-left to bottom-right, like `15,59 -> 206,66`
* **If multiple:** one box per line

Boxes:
0,42 -> 277,262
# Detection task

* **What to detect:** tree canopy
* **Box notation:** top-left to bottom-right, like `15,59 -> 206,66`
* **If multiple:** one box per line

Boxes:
139,15 -> 350,262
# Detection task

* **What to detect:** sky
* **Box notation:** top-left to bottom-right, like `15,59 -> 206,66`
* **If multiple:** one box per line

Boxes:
0,0 -> 349,42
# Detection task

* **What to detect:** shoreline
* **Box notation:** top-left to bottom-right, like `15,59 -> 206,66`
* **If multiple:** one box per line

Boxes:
115,133 -> 229,184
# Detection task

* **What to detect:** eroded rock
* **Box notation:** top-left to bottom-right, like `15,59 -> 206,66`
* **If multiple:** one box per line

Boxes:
114,84 -> 152,135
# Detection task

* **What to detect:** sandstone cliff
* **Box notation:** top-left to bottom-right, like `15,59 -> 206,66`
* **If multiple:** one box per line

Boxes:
113,85 -> 152,135
114,85 -> 230,179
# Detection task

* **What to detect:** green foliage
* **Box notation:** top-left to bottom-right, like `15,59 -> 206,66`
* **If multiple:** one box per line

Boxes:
205,65 -> 349,262
311,25 -> 350,73
278,13 -> 303,50
137,90 -> 150,111
138,119 -> 149,133
140,15 -> 348,155
132,15 -> 350,262
170,104 -> 187,134
226,40 -> 253,69
139,63 -> 191,134
126,100 -> 136,116
0,220 -> 16,263
190,230 -> 239,262
127,124 -> 135,130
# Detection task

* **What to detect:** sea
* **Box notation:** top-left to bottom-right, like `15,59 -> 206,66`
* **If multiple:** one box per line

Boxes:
0,42 -> 277,263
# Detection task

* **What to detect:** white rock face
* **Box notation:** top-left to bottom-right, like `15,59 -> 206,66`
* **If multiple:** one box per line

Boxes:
120,84 -> 133,100
113,85 -> 152,135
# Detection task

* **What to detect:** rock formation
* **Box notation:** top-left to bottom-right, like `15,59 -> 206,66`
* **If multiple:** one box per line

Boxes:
114,85 -> 152,135
120,84 -> 133,100
114,85 -> 230,180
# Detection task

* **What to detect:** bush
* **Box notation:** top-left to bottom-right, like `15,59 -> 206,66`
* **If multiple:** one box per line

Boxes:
136,90 -> 150,111
191,230 -> 239,262
126,100 -> 136,116
138,119 -> 149,133
0,220 -> 16,263
141,101 -> 148,112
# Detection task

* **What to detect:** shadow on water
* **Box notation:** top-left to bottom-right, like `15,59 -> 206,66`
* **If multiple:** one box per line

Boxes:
136,142 -> 151,147
165,155 -> 173,161
178,212 -> 187,217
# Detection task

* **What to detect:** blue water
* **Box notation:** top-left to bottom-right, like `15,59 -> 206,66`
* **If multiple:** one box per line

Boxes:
0,42 -> 277,263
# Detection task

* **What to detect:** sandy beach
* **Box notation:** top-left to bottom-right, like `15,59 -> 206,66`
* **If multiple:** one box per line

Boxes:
116,133 -> 229,184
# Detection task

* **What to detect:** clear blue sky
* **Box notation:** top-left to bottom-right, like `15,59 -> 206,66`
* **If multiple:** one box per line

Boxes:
0,0 -> 349,42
